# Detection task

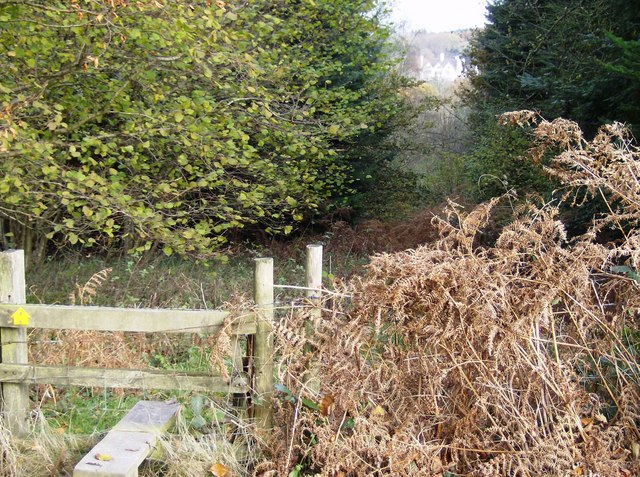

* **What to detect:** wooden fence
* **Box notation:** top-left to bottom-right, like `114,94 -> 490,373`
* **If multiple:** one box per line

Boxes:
0,245 -> 323,436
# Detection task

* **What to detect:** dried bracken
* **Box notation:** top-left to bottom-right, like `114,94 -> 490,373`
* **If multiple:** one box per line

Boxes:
69,268 -> 113,306
325,206 -> 445,258
30,266 -> 148,374
265,115 -> 640,476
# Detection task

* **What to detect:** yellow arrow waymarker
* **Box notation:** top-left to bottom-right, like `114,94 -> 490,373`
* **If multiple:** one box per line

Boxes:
11,307 -> 30,326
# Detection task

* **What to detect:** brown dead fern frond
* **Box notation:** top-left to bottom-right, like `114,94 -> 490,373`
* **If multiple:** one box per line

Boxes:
518,113 -> 640,231
269,115 -> 640,476
70,267 -> 112,306
31,266 -> 150,375
499,109 -> 540,128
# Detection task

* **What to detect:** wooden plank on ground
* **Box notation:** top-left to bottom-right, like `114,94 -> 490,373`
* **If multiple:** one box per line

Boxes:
113,400 -> 180,433
0,363 -> 248,393
74,400 -> 180,477
0,304 -> 256,334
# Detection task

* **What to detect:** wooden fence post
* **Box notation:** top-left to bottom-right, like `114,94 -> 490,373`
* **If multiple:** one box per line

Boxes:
304,244 -> 322,395
0,250 -> 29,436
253,257 -> 274,430
306,244 -> 323,299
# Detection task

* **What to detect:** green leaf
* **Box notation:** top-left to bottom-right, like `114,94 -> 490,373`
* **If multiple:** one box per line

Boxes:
274,383 -> 293,396
341,417 -> 355,430
190,395 -> 204,416
300,398 -> 320,411
190,414 -> 207,429
285,196 -> 298,206
611,265 -> 640,283
288,465 -> 302,477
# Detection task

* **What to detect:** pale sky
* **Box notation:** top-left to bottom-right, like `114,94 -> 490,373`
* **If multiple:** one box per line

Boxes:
389,0 -> 490,33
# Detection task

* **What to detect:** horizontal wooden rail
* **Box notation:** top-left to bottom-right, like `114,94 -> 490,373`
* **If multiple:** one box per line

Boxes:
0,247 -> 292,436
0,363 -> 248,393
0,304 -> 256,334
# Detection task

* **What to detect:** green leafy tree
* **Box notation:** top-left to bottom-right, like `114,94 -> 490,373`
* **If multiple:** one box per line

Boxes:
0,0 -> 407,261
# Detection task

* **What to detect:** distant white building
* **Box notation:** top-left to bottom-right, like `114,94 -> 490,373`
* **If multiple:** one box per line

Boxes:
419,52 -> 463,83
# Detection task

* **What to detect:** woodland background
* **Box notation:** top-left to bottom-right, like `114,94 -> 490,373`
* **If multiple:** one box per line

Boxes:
1,0 -> 640,476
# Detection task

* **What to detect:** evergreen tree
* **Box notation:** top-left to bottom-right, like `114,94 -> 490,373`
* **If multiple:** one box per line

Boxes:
462,0 -> 640,199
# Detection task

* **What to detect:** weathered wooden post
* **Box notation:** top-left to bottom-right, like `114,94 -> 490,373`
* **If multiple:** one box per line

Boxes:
304,244 -> 323,395
0,250 -> 29,436
306,244 -> 323,299
253,257 -> 274,430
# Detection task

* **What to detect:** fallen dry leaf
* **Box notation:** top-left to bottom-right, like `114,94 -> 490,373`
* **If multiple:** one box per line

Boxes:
210,462 -> 230,477
94,453 -> 112,461
580,417 -> 593,432
319,395 -> 335,417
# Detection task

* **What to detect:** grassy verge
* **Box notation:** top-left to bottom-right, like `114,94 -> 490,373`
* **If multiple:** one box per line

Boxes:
26,242 -> 368,308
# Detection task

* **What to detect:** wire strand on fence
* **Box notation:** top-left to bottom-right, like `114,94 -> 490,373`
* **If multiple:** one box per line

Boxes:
272,284 -> 352,298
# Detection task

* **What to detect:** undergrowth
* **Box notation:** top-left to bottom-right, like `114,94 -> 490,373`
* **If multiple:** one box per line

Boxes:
264,113 -> 640,476
3,112 -> 639,476
1,240 -> 366,475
